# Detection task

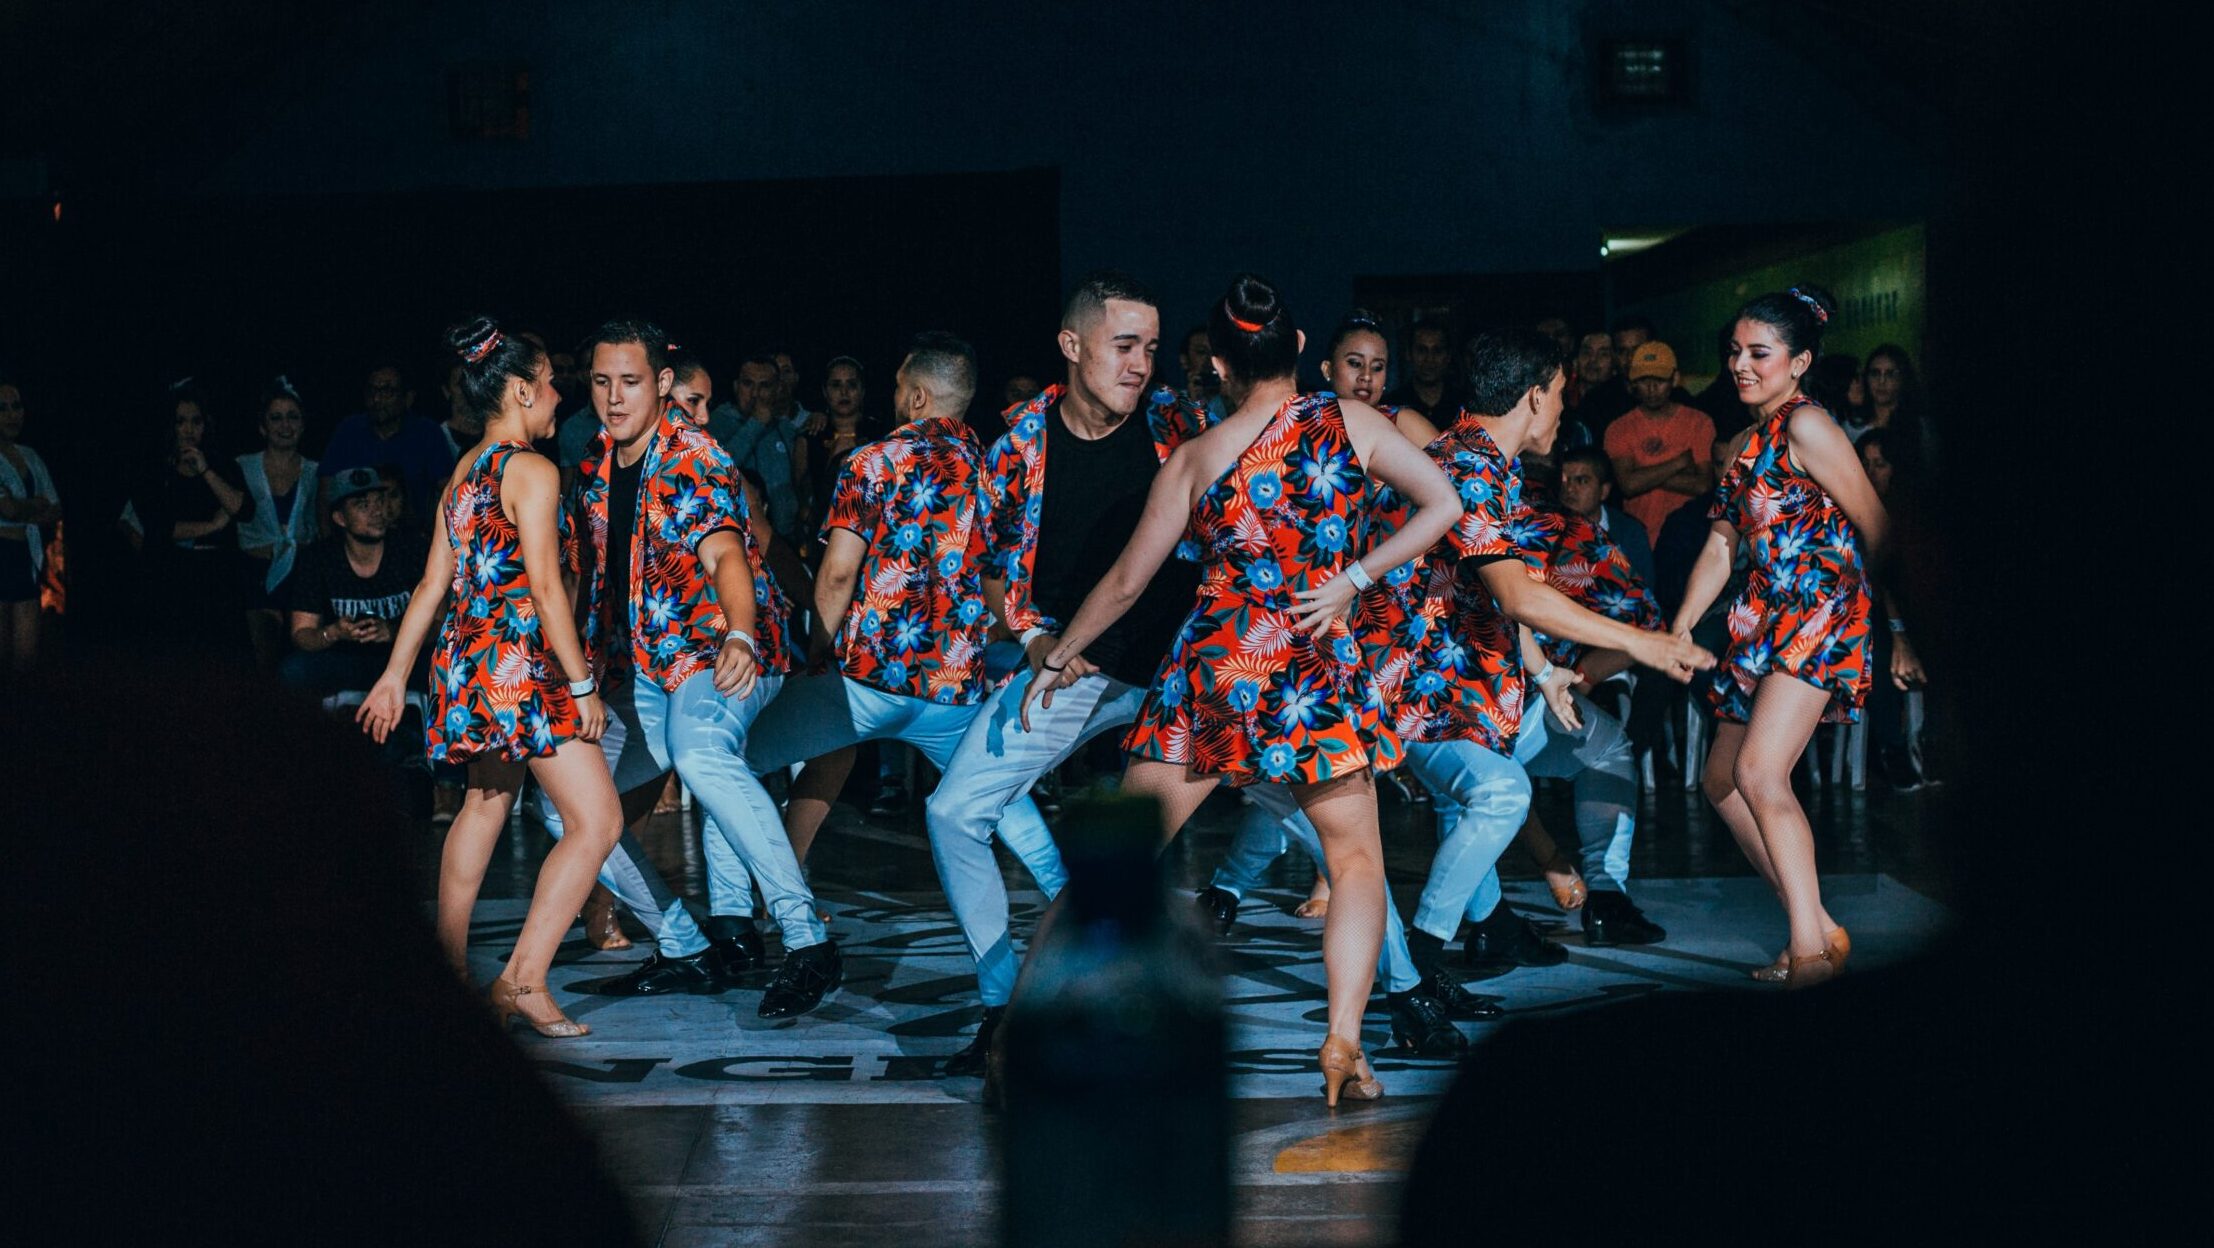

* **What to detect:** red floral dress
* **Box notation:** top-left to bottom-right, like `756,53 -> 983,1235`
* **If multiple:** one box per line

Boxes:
1708,395 -> 1873,723
1349,403 -> 1449,731
426,441 -> 582,764
1124,394 -> 1398,786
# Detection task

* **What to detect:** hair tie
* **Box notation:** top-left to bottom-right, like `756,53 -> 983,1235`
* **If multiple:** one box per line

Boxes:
274,373 -> 299,398
1787,288 -> 1829,325
463,329 -> 505,363
1224,299 -> 1268,334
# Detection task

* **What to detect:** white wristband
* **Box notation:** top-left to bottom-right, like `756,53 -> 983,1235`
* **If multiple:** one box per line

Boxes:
1533,662 -> 1557,689
723,631 -> 758,656
568,676 -> 598,698
1344,561 -> 1375,591
1019,626 -> 1050,648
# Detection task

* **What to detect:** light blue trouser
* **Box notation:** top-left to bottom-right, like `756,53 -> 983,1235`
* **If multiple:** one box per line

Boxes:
540,670 -> 827,955
1441,691 -> 1641,922
1402,737 -> 1534,941
1211,801 -> 1316,898
924,664 -> 1134,1005
1238,785 -> 1425,995
747,672 -> 1067,989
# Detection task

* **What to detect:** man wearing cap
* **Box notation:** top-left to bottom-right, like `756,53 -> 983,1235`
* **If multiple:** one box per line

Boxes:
1603,340 -> 1716,542
279,466 -> 424,702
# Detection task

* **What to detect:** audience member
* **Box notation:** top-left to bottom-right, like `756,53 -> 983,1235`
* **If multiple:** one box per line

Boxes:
1844,343 -> 1929,473
1534,315 -> 1575,364
1177,326 -> 1226,421
1556,445 -> 1655,587
316,363 -> 455,524
436,362 -> 489,460
1603,340 -> 1716,541
1002,373 -> 1044,408
236,376 -> 320,672
0,376 -> 60,668
1380,321 -> 1462,417
1856,427 -> 1929,790
1567,329 -> 1625,433
772,347 -> 814,429
121,380 -> 253,661
280,465 -> 424,701
720,351 -> 807,537
796,355 -> 877,537
1688,326 -> 1751,439
667,347 -> 742,445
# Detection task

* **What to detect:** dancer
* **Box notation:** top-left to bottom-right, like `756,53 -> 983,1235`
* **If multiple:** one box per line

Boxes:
550,321 -> 842,1019
359,316 -> 621,1038
745,332 -> 1067,951
1373,330 -> 1712,987
1671,285 -> 1885,988
1026,274 -> 1464,1106
0,377 -> 60,668
922,272 -> 1213,1074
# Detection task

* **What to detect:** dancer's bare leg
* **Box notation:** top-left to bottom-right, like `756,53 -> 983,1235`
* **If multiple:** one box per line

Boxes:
1292,772 -> 1385,1047
1732,675 -> 1835,958
506,741 -> 624,989
436,759 -> 523,977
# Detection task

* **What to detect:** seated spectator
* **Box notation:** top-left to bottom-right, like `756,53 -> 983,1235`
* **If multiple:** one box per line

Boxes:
1381,321 -> 1462,418
1556,445 -> 1655,588
1604,340 -> 1717,542
316,363 -> 455,526
279,466 -> 425,706
0,375 -> 61,669
121,379 -> 253,662
236,376 -> 320,673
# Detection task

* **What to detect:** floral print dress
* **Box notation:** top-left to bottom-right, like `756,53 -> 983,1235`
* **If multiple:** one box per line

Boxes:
426,441 -> 582,764
1124,393 -> 1398,786
1707,394 -> 1873,723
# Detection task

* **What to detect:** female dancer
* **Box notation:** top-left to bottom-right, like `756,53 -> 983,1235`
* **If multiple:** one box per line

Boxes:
236,377 -> 319,672
1671,285 -> 1887,987
360,316 -> 622,1037
1026,275 -> 1461,1104
0,376 -> 60,668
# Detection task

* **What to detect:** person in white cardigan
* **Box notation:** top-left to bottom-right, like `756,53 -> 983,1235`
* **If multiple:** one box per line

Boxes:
236,377 -> 319,671
0,377 -> 60,668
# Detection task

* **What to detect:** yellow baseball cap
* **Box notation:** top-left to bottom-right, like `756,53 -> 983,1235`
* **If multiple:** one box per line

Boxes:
1628,341 -> 1678,381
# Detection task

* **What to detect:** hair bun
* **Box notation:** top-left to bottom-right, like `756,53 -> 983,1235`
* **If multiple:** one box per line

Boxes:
446,315 -> 505,363
1786,283 -> 1837,325
1223,273 -> 1283,334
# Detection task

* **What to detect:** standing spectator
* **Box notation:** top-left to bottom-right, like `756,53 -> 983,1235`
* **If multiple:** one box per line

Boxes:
435,362 -> 488,461
1567,330 -> 1625,436
236,377 -> 320,673
720,352 -> 807,538
121,380 -> 254,661
0,376 -> 60,668
280,466 -> 423,700
1002,373 -> 1043,409
1844,344 -> 1929,473
1534,315 -> 1575,364
1855,428 -> 1929,790
1177,326 -> 1226,423
1381,322 -> 1462,418
1689,326 -> 1751,440
772,348 -> 814,430
316,363 -> 455,525
795,355 -> 879,537
1604,341 -> 1716,542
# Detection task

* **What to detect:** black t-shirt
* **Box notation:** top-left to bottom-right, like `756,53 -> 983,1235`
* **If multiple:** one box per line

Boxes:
1381,381 -> 1464,420
289,534 -> 424,626
605,455 -> 645,637
1032,404 -> 1198,688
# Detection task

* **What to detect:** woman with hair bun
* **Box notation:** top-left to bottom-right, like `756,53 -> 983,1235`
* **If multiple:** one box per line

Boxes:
1027,274 -> 1464,1105
1671,284 -> 1890,988
358,315 -> 622,1038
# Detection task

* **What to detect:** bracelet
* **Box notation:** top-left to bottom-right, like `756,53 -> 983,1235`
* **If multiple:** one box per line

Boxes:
1887,618 -> 1906,634
567,676 -> 598,698
1533,662 -> 1557,688
723,630 -> 758,656
1343,560 -> 1375,591
1043,659 -> 1067,673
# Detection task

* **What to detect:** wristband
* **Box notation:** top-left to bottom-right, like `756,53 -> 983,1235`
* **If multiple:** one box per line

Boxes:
1343,560 -> 1375,591
567,676 -> 598,698
1019,626 -> 1050,648
1887,618 -> 1906,634
1533,662 -> 1557,689
723,630 -> 758,656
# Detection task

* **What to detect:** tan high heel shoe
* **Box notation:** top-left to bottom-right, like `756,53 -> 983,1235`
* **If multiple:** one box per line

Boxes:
582,886 -> 632,951
1294,876 -> 1331,920
1318,1035 -> 1384,1107
488,977 -> 589,1038
1542,854 -> 1588,911
1751,925 -> 1850,982
1780,948 -> 1840,990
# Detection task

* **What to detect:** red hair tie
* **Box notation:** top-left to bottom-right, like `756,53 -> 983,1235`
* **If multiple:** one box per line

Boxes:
1225,301 -> 1267,334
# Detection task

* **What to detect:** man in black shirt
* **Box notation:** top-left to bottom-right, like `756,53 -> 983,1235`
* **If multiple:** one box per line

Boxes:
1380,322 -> 1463,418
279,466 -> 424,698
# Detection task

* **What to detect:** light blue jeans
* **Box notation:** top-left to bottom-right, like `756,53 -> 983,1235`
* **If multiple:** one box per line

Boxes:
924,664 -> 1137,1004
1401,738 -> 1534,941
1239,785 -> 1425,995
1442,691 -> 1641,922
747,673 -> 1068,970
540,670 -> 827,954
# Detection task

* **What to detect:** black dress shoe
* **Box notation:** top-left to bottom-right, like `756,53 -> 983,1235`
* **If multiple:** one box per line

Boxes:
703,927 -> 766,984
1386,991 -> 1470,1055
1418,968 -> 1505,1021
600,949 -> 723,996
943,1005 -> 1006,1077
1464,907 -> 1568,973
758,939 -> 843,1018
1193,886 -> 1239,938
1581,889 -> 1666,946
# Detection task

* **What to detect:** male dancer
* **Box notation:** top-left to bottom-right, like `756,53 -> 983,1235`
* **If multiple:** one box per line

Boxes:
743,331 -> 1067,969
1389,330 -> 1711,985
543,320 -> 841,1019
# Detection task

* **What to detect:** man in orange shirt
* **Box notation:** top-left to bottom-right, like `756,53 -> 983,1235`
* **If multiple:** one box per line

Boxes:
1603,341 -> 1716,540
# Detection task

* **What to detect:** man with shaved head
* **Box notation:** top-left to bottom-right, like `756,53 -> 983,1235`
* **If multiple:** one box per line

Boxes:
744,331 -> 1068,990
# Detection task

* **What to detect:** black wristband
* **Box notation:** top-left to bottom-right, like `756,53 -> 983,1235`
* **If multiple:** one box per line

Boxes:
1043,661 -> 1066,673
